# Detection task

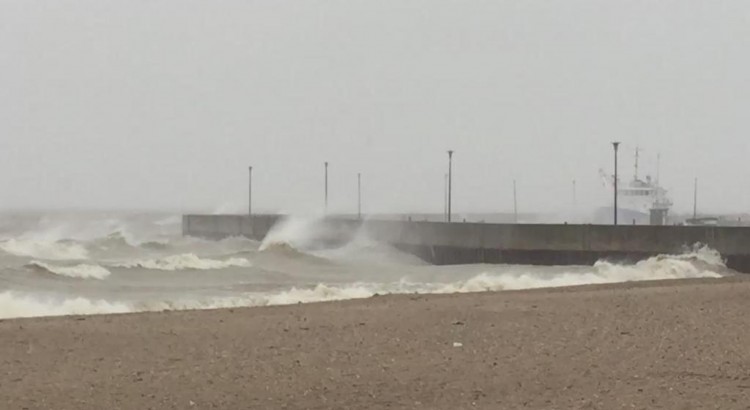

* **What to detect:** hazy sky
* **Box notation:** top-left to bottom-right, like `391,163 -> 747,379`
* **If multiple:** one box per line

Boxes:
1,1 -> 748,215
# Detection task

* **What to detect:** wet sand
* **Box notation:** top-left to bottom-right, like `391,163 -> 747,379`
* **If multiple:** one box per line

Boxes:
2,277 -> 750,409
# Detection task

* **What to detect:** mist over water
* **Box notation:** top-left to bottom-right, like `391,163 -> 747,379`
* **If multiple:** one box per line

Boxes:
0,212 -> 729,319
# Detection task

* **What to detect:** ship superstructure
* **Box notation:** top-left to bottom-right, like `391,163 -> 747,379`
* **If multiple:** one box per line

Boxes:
599,149 -> 673,224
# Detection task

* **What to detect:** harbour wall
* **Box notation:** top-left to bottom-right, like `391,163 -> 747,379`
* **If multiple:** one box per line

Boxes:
182,215 -> 750,272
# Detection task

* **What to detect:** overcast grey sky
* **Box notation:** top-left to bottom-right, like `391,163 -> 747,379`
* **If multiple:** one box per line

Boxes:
1,1 -> 748,215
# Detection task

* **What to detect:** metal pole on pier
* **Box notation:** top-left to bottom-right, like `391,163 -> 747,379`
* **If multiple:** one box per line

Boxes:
572,179 -> 577,209
693,177 -> 698,220
513,179 -> 518,223
357,172 -> 362,219
248,166 -> 253,217
444,173 -> 448,222
612,142 -> 620,225
447,150 -> 454,222
324,162 -> 329,215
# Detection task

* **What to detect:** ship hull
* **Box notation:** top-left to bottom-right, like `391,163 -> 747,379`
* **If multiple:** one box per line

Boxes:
593,207 -> 651,225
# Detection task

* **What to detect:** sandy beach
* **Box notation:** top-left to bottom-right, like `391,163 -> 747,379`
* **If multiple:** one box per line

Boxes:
2,277 -> 750,409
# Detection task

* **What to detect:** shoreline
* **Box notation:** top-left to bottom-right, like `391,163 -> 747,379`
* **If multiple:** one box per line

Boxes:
0,274 -> 742,323
3,276 -> 750,409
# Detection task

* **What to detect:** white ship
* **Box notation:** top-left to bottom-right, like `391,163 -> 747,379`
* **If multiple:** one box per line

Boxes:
598,149 -> 673,224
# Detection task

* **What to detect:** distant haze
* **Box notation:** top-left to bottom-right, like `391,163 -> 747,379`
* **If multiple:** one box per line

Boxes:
1,1 -> 748,215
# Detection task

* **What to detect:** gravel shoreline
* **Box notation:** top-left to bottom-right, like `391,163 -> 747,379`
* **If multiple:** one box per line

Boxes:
2,276 -> 749,409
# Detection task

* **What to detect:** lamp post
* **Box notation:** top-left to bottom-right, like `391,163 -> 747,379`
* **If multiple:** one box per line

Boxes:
693,177 -> 698,220
444,173 -> 448,222
513,179 -> 518,223
248,166 -> 253,217
357,172 -> 362,220
612,142 -> 620,225
447,150 -> 454,222
324,162 -> 329,214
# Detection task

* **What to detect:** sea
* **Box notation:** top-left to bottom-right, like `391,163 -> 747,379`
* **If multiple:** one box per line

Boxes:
0,211 -> 729,319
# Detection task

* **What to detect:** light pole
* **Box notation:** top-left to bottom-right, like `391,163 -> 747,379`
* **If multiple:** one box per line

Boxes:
693,177 -> 698,220
444,173 -> 448,222
447,150 -> 454,222
572,179 -> 577,209
248,166 -> 253,217
324,162 -> 329,214
513,179 -> 518,223
612,142 -> 620,225
357,172 -> 362,220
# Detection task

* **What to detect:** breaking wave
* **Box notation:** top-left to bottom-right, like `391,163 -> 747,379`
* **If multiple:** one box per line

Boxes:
27,261 -> 111,280
259,216 -> 319,251
0,292 -> 130,319
89,232 -> 141,250
0,239 -> 89,260
591,246 -> 725,283
0,285 -> 378,319
130,285 -> 376,311
114,253 -> 252,271
2,213 -> 180,244
435,246 -> 726,293
0,210 -> 731,323
259,215 -> 355,252
258,243 -> 332,265
0,246 -> 728,319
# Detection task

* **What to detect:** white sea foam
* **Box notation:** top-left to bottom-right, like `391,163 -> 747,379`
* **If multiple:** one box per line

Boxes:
28,261 -> 111,280
435,246 -> 725,293
115,253 -> 252,271
0,287 -> 368,319
0,247 -> 728,319
0,292 -> 130,319
4,213 -> 182,248
128,287 -> 374,312
261,283 -> 378,305
0,285 -> 381,319
590,246 -> 724,283
154,215 -> 181,226
260,216 -> 326,251
0,239 -> 89,260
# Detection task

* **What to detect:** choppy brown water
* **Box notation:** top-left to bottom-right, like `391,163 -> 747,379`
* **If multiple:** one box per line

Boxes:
0,212 -> 728,319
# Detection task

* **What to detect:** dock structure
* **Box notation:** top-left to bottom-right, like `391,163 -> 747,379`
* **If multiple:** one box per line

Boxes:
182,215 -> 750,273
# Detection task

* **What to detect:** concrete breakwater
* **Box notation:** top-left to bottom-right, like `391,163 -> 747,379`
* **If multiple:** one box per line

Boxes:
182,215 -> 750,272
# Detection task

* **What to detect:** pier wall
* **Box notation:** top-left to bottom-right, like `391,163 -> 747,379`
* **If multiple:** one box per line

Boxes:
182,215 -> 750,272
182,214 -> 281,240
